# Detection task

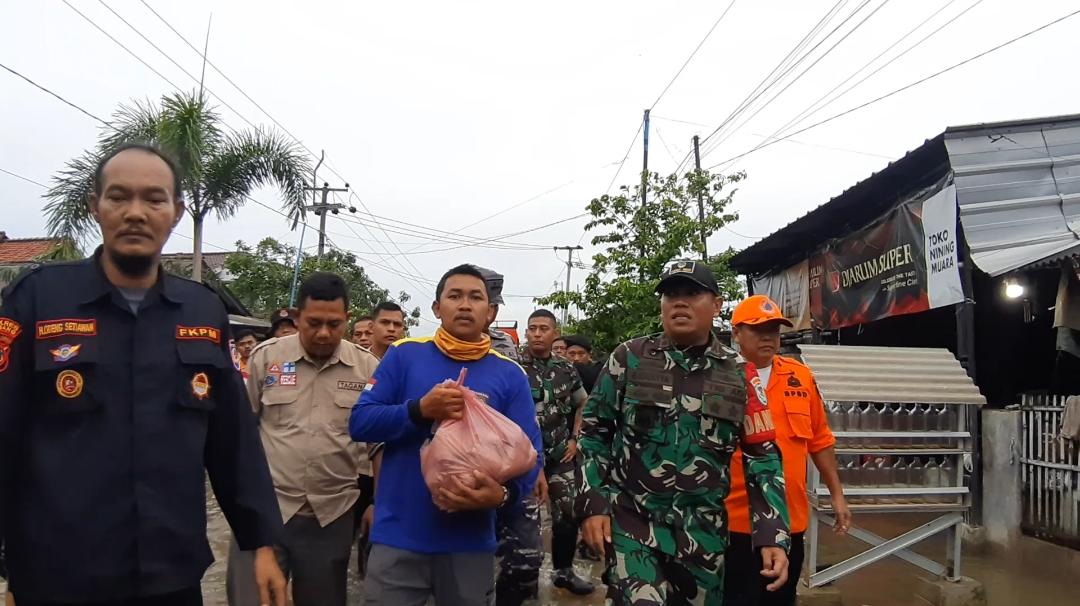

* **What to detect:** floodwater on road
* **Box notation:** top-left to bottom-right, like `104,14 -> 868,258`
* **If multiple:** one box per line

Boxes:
3,498 -> 1076,605
806,513 -> 1077,606
201,502 -> 1078,606
200,490 -> 607,606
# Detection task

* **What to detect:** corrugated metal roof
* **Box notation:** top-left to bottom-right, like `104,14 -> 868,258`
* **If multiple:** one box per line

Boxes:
945,115 -> 1080,277
797,344 -> 985,405
228,314 -> 270,328
1015,241 -> 1080,271
730,135 -> 950,275
734,113 -> 1080,279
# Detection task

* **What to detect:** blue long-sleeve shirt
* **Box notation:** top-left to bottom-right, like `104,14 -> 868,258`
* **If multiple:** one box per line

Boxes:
349,337 -> 542,554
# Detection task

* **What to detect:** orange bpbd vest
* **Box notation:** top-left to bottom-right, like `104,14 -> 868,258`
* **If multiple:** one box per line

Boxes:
741,361 -> 776,444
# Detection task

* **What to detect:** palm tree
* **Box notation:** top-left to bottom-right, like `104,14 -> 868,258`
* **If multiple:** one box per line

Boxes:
44,91 -> 311,282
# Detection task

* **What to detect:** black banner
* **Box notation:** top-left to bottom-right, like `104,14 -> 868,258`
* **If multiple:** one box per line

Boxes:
808,186 -> 963,329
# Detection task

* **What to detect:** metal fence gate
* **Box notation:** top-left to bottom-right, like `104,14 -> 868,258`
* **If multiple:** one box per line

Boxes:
1020,394 -> 1080,549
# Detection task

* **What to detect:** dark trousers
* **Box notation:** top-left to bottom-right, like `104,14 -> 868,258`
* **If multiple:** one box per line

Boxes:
545,458 -> 581,571
15,586 -> 202,606
355,473 -> 376,577
494,496 -> 543,606
551,520 -> 578,570
723,531 -> 805,606
227,505 -> 356,606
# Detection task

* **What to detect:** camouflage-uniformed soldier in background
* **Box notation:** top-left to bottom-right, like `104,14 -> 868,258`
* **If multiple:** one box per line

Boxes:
578,260 -> 791,606
477,266 -> 520,361
496,309 -> 595,604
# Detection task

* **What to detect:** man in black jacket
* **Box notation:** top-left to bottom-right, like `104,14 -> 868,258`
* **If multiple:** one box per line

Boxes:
0,144 -> 285,606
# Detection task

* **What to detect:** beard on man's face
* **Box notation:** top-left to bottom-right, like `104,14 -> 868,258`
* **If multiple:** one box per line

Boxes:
111,250 -> 157,278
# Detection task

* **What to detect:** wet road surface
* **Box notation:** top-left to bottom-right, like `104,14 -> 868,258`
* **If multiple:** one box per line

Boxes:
815,513 -> 1077,606
3,501 -> 1076,605
200,490 -> 607,605
200,502 -> 1078,605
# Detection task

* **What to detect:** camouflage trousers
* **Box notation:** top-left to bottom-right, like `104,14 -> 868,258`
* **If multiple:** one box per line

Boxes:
606,519 -> 725,606
495,494 -> 543,606
495,458 -> 582,605
545,458 -> 580,570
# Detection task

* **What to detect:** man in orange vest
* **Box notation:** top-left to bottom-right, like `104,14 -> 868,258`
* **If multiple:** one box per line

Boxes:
724,295 -> 851,606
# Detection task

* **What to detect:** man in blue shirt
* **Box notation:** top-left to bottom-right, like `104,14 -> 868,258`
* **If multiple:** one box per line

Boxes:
350,264 -> 542,606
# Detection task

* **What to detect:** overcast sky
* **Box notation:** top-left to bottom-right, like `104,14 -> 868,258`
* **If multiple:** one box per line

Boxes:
3,0 -> 1079,334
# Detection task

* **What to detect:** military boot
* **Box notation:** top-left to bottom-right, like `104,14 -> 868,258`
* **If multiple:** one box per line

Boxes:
553,568 -> 595,595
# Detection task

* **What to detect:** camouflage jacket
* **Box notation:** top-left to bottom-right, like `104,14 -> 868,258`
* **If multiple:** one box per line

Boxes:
520,351 -> 588,464
576,332 -> 790,557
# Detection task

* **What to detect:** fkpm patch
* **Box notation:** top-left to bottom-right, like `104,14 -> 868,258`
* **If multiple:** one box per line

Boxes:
176,326 -> 221,345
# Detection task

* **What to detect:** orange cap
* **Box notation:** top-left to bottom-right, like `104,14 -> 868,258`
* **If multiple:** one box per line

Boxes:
732,295 -> 793,327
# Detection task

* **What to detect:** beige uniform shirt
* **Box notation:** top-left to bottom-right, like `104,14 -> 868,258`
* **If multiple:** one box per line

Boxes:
247,335 -> 379,526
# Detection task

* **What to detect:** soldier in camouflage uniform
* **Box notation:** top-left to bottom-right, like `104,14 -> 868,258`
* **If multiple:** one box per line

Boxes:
495,309 -> 596,604
476,267 -> 535,605
477,267 -> 521,362
578,260 -> 791,606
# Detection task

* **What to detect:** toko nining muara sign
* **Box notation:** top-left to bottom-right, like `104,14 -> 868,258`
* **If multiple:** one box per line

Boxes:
755,185 -> 964,331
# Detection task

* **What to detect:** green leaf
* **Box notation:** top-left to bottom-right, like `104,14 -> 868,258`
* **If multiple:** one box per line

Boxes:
44,91 -> 312,270
542,168 -> 748,353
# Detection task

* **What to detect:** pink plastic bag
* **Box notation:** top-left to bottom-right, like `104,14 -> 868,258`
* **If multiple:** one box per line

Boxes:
420,368 -> 538,494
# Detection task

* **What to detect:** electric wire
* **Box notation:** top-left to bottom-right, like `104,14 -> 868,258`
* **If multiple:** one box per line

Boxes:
673,0 -> 848,173
3,167 -> 236,253
0,62 -> 115,129
649,0 -> 738,110
703,0 -> 892,156
125,1 -> 564,271
705,7 -> 1080,170
699,0 -> 879,160
0,167 -> 48,189
96,0 -> 260,133
138,0 -> 312,152
604,120 -> 645,196
61,1 -> 186,96
763,0 -> 987,147
336,191 -> 435,295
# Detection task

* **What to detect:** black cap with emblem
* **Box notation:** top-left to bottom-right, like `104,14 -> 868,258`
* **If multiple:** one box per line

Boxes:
268,307 -> 299,331
474,266 -> 506,305
656,259 -> 719,295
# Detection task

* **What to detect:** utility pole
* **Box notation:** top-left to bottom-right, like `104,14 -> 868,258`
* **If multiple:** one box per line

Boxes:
638,109 -> 651,280
641,109 -> 651,205
554,245 -> 583,325
693,135 -> 707,260
302,182 -> 351,257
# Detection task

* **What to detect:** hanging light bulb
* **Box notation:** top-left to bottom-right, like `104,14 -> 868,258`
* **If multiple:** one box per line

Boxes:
1004,281 -> 1025,299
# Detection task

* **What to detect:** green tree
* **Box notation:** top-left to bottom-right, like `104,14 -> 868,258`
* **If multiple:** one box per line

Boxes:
538,169 -> 746,354
224,237 -> 421,328
44,91 -> 311,282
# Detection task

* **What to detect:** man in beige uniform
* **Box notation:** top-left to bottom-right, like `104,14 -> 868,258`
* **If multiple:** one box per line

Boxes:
227,272 -> 379,606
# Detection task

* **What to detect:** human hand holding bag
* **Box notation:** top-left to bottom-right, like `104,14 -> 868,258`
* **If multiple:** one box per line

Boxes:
420,368 -> 538,507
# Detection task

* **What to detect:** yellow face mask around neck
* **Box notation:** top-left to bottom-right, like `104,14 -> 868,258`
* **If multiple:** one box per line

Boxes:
433,326 -> 491,361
